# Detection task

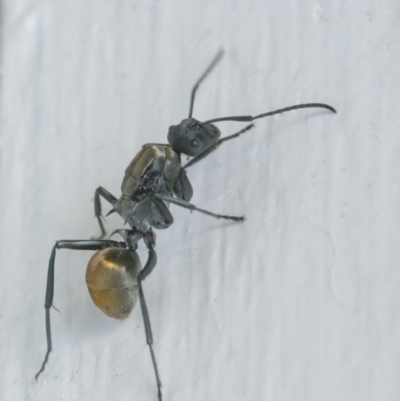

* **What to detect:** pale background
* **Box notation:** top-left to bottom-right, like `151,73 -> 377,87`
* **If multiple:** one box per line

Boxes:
1,1 -> 399,401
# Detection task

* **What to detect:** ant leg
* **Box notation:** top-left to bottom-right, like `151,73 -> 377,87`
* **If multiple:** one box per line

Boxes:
110,228 -> 157,281
173,168 -> 193,201
151,196 -> 174,226
139,229 -> 157,281
94,186 -> 118,238
35,239 -> 125,380
153,193 -> 245,222
177,125 -> 254,202
138,278 -> 163,401
184,124 -> 255,170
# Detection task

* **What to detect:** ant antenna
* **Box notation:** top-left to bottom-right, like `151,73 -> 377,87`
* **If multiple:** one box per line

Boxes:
201,103 -> 336,125
188,49 -> 224,118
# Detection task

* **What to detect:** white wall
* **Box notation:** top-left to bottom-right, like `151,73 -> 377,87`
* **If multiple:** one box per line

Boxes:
1,1 -> 399,400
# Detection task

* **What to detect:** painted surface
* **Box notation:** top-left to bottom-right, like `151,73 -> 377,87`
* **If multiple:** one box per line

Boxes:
0,1 -> 399,400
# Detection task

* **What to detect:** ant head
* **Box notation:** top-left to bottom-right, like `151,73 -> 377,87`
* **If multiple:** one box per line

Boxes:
167,118 -> 221,156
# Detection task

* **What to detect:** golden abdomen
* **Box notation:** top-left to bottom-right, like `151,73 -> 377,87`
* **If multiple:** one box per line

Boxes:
86,248 -> 141,319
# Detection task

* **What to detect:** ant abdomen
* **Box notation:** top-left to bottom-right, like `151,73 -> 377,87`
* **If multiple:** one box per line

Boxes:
86,248 -> 141,319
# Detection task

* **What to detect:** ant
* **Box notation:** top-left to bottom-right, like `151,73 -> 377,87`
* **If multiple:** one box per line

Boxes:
35,50 -> 336,401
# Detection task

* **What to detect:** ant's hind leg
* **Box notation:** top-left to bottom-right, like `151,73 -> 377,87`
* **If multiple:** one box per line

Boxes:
109,228 -> 157,281
35,239 -> 126,380
93,186 -> 118,238
139,229 -> 157,281
138,278 -> 162,401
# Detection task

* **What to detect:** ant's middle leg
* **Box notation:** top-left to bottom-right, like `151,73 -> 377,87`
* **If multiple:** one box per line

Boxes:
94,186 -> 118,238
153,193 -> 245,222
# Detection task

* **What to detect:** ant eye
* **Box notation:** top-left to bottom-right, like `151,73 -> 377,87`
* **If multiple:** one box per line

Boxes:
191,139 -> 200,148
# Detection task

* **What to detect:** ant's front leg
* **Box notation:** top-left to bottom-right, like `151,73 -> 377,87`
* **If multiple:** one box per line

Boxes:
183,124 -> 255,170
173,168 -> 193,201
172,125 -> 255,203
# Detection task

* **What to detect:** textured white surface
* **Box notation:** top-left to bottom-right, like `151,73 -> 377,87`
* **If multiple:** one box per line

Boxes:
1,1 -> 399,400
